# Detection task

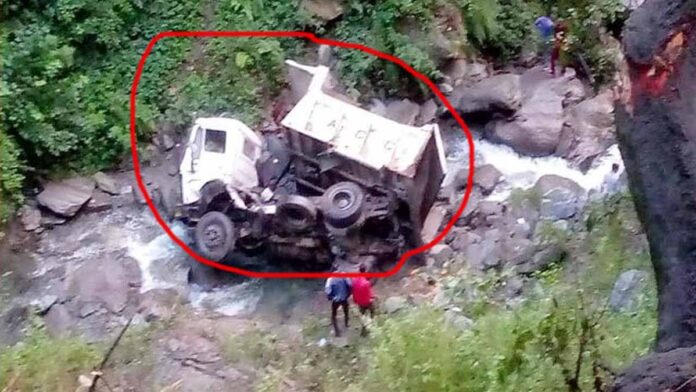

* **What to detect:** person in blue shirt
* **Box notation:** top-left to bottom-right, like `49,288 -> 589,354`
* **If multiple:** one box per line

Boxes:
534,16 -> 555,68
325,276 -> 352,337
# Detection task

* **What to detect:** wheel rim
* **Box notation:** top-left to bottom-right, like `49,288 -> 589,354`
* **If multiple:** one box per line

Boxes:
333,190 -> 353,210
203,224 -> 224,249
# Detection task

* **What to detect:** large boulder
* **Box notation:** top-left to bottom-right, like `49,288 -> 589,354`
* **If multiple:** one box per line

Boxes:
92,172 -> 120,195
444,59 -> 489,86
533,175 -> 586,219
67,256 -> 140,314
473,164 -> 502,195
385,99 -> 420,125
487,84 -> 564,156
609,270 -> 649,312
19,205 -> 41,232
37,177 -> 95,217
465,238 -> 500,270
451,74 -> 522,115
557,90 -> 616,169
301,0 -> 343,21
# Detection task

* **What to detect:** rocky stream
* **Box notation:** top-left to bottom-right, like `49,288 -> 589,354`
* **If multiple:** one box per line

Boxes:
0,60 -> 634,390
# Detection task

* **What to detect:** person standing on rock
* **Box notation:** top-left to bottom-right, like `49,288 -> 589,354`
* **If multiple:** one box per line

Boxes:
325,274 -> 352,337
351,264 -> 376,336
534,16 -> 555,66
551,20 -> 571,77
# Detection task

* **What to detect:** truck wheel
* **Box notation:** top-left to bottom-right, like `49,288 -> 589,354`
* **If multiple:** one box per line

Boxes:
321,181 -> 365,228
195,211 -> 236,261
277,195 -> 317,232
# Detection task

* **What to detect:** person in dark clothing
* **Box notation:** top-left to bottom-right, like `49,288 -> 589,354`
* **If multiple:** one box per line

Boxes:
551,21 -> 571,77
325,276 -> 352,337
534,16 -> 555,65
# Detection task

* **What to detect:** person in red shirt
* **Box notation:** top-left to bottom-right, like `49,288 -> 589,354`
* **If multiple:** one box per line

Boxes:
351,264 -> 375,335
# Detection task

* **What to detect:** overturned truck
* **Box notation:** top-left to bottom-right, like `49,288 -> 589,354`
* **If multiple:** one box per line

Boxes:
174,61 -> 447,271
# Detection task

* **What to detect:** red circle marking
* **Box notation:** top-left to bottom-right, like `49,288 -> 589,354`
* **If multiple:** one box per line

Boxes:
130,31 -> 475,279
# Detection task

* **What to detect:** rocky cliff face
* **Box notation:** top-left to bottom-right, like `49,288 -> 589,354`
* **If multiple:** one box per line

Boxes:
614,0 -> 696,390
615,0 -> 696,353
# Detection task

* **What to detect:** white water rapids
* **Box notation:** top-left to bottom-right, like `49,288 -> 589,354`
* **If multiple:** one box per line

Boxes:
126,219 -> 264,316
444,133 -> 625,201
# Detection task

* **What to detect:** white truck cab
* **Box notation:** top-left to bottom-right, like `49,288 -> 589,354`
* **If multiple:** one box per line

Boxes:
180,117 -> 264,205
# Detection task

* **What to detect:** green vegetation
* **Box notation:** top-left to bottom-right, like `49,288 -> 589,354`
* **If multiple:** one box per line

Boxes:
1,0 -> 625,221
0,325 -> 100,392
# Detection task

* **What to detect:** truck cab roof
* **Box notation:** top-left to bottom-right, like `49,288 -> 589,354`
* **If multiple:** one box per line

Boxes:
194,117 -> 264,148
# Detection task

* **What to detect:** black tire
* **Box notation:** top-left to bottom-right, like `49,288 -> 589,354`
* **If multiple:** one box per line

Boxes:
194,211 -> 236,261
276,195 -> 317,232
199,180 -> 229,214
320,181 -> 365,228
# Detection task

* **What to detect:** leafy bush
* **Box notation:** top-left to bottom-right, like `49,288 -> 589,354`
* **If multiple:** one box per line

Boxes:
0,131 -> 24,222
0,326 -> 99,391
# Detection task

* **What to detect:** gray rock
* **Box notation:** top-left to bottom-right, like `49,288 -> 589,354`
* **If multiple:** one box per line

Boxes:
383,296 -> 408,314
487,83 -> 564,156
429,244 -> 454,264
452,74 -> 522,115
453,188 -> 483,227
85,190 -> 113,213
449,230 -> 482,252
301,0 -> 343,21
610,270 -> 649,312
504,276 -> 525,298
534,175 -> 585,219
19,205 -> 41,231
622,0 -> 646,10
421,205 -> 448,243
444,309 -> 474,332
515,243 -> 565,274
162,134 -> 175,151
44,304 -> 73,337
465,238 -> 499,270
559,90 -> 616,168
417,99 -> 438,125
79,302 -> 101,318
368,98 -> 387,117
385,99 -> 420,125
317,44 -> 335,66
501,237 -> 536,265
432,288 -> 451,309
438,83 -> 454,94
474,164 -> 502,195
30,294 -> 58,315
0,306 -> 28,346
40,212 -> 66,228
37,177 -> 95,217
445,59 -> 489,85
93,172 -> 120,195
138,288 -> 182,322
482,201 -> 506,217
67,257 -> 140,314
512,219 -> 532,239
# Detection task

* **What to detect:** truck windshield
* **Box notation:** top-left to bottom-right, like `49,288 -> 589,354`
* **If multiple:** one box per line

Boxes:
204,129 -> 226,153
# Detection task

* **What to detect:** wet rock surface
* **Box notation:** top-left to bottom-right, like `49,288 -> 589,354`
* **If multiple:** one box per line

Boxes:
452,73 -> 522,116
487,71 -> 565,156
37,177 -> 95,217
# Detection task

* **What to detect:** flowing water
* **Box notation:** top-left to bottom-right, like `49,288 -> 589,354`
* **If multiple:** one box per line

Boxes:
442,127 -> 625,202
